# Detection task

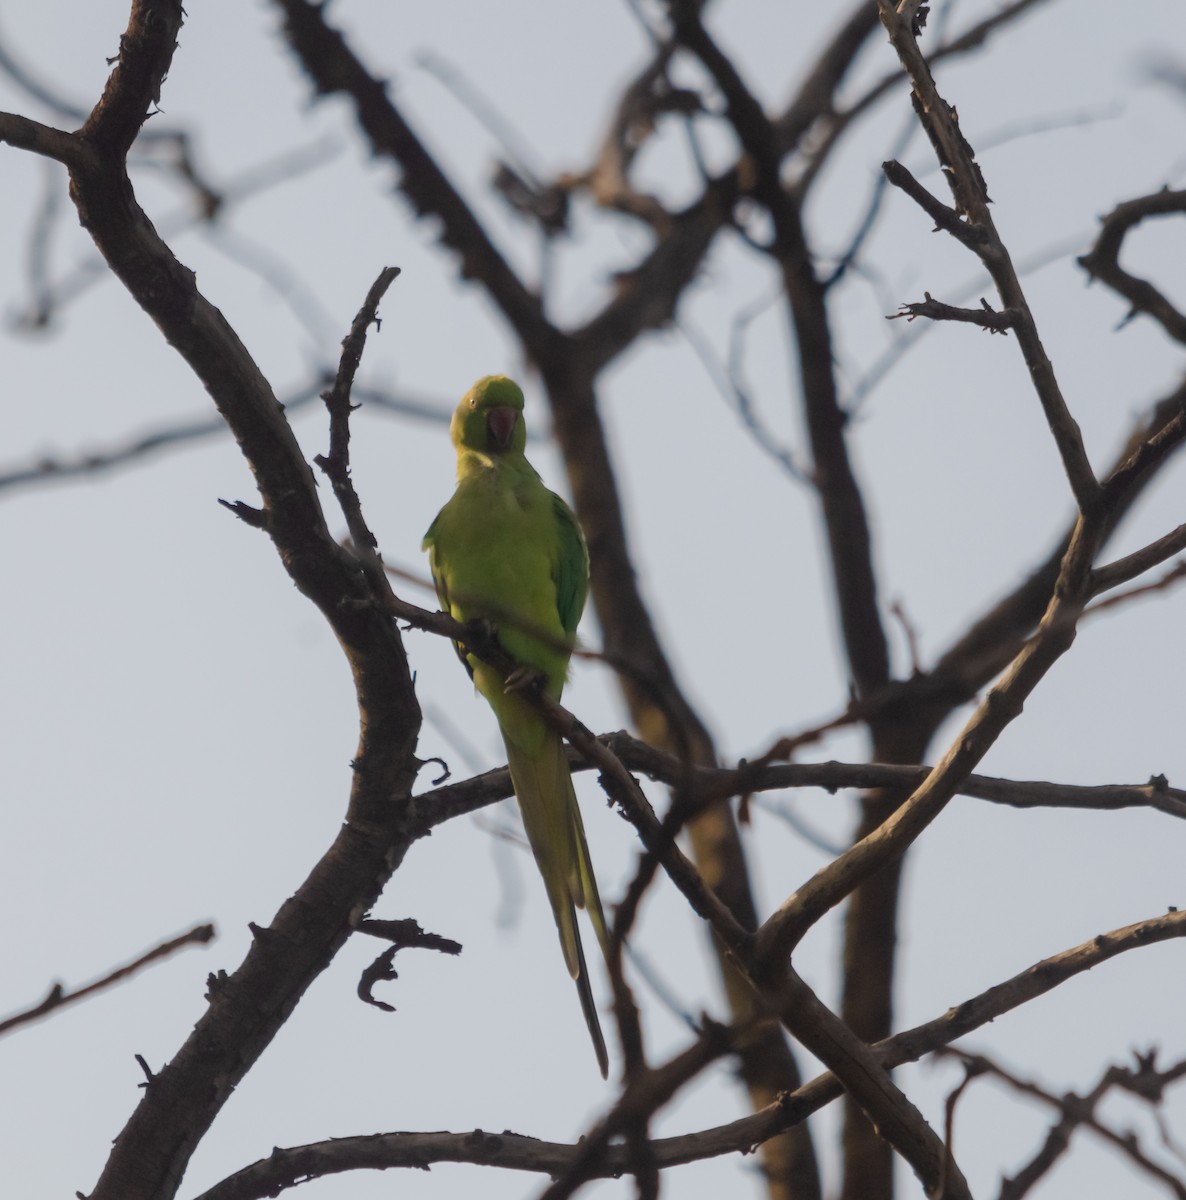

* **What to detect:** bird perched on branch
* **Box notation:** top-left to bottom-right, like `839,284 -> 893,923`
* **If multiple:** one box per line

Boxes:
423,374 -> 610,1077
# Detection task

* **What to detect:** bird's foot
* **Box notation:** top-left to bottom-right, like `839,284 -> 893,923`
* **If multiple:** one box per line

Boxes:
504,665 -> 544,694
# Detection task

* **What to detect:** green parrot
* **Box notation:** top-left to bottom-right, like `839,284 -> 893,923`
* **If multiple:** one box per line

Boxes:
423,374 -> 610,1077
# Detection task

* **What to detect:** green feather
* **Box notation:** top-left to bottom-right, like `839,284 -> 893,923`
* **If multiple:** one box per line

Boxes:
424,375 -> 609,1078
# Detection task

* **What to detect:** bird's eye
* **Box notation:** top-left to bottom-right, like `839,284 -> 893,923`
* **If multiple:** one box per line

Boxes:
468,398 -> 476,409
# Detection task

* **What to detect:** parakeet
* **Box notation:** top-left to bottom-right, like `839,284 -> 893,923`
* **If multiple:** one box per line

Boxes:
423,375 -> 610,1077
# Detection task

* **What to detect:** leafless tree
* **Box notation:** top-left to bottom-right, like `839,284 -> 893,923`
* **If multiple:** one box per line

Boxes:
2,3 -> 1184,1199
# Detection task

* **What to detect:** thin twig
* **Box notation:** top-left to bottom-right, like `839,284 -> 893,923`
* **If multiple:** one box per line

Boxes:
0,924 -> 215,1038
1091,523 -> 1186,594
888,291 -> 1017,334
878,3 -> 1100,511
942,1049 -> 1186,1200
314,265 -> 401,554
1079,188 -> 1186,346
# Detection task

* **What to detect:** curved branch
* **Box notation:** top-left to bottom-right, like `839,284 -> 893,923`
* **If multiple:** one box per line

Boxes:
193,907 -> 1186,1200
8,11 -> 430,1200
1079,188 -> 1186,346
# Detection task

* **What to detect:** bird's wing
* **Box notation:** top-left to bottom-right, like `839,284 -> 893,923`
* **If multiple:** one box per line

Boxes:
423,511 -> 474,680
551,490 -> 589,638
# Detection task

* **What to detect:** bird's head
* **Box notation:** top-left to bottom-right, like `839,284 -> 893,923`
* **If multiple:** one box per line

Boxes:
451,375 -> 527,457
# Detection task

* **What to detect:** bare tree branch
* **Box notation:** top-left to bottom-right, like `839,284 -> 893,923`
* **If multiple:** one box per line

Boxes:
1079,188 -> 1186,346
273,0 -> 550,353
0,380 -> 451,499
789,0 -> 1055,197
888,291 -> 1017,334
9,137 -> 342,333
412,728 -> 1186,833
944,1049 -> 1186,1200
0,924 -> 214,1038
879,3 -> 1100,513
752,374 -> 1186,982
1092,523 -> 1186,593
3,5 -> 1182,1199
314,264 -> 401,554
260,40 -> 806,1182
14,12 -> 430,1197
0,107 -> 88,166
192,908 -> 1186,1200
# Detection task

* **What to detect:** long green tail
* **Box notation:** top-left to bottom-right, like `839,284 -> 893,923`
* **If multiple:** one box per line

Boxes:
505,730 -> 610,1078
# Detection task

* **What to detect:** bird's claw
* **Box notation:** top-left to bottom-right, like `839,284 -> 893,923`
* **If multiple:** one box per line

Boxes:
504,665 -> 543,694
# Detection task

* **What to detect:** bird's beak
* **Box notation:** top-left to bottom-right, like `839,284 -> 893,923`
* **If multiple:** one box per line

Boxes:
486,406 -> 518,450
